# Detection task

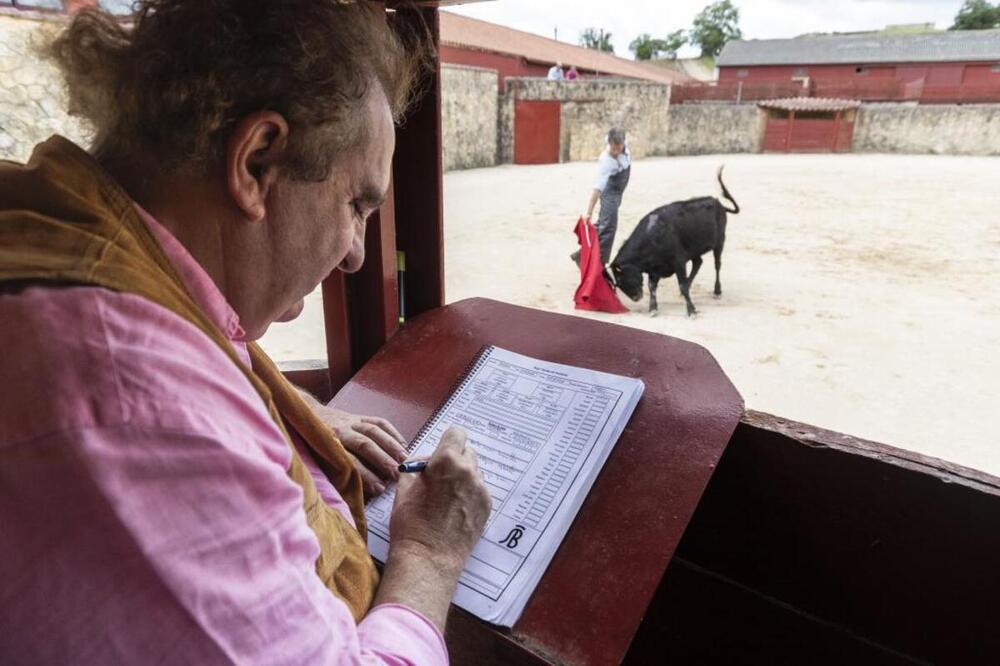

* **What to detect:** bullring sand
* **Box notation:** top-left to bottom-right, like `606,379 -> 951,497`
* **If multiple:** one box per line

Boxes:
260,153 -> 1000,477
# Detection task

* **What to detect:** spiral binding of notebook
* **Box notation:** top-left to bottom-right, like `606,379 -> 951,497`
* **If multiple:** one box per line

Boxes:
407,344 -> 495,453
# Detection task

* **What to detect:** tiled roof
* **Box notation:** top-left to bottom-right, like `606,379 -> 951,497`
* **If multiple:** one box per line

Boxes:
718,29 -> 1000,67
440,11 -> 689,84
758,97 -> 861,112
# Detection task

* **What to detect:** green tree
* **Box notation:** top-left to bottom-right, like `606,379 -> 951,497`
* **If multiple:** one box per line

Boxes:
950,0 -> 1000,29
662,29 -> 689,58
579,27 -> 615,53
629,33 -> 660,60
629,29 -> 688,60
690,0 -> 743,57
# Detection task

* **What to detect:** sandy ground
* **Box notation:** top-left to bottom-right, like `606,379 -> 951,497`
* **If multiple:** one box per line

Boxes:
260,153 -> 1000,476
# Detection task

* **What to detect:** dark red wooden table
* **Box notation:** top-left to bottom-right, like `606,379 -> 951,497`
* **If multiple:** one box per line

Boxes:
331,298 -> 744,664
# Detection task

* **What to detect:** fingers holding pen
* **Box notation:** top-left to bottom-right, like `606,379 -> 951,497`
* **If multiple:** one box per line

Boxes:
396,427 -> 485,480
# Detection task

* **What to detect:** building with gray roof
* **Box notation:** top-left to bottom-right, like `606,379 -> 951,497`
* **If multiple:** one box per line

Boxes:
711,29 -> 1000,105
718,29 -> 1000,67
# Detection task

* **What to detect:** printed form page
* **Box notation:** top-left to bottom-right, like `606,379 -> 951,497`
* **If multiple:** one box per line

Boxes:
365,346 -> 644,626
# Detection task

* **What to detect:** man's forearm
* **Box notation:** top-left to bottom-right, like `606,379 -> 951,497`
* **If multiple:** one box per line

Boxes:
586,189 -> 601,218
374,542 -> 463,632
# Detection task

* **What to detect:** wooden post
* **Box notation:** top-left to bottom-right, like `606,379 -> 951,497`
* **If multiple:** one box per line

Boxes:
831,110 -> 842,152
392,7 -> 445,320
322,272 -> 353,392
785,110 -> 795,152
317,3 -> 444,391
347,179 -> 399,371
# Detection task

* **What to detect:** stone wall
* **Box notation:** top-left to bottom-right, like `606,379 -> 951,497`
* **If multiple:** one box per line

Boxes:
501,78 -> 672,163
0,10 -> 89,162
497,92 -> 515,165
441,64 -> 498,171
662,101 -> 1000,156
666,103 -> 763,155
853,103 -> 1000,156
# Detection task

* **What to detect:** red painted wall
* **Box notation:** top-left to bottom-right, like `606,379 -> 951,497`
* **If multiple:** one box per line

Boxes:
963,63 -> 1000,85
440,45 -> 616,93
440,45 -> 547,92
717,61 -> 1000,102
717,62 -> 983,84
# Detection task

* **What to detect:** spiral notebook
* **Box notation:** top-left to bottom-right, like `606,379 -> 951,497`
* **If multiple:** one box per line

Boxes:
364,345 -> 645,627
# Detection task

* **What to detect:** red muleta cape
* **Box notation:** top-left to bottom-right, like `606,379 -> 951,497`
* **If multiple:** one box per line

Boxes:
573,217 -> 628,313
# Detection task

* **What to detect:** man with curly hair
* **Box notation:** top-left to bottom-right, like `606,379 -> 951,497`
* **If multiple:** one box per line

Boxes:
0,2 -> 490,663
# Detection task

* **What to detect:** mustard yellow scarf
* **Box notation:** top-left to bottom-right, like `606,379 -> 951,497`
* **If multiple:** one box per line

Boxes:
0,136 -> 378,619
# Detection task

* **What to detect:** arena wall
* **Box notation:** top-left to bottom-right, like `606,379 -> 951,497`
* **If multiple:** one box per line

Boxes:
854,103 -> 1000,156
665,103 -> 763,155
500,77 -> 673,163
441,64 -> 499,171
0,10 -> 89,163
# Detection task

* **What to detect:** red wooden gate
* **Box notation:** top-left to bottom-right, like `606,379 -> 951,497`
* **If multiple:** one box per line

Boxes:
762,111 -> 854,153
514,100 -> 561,164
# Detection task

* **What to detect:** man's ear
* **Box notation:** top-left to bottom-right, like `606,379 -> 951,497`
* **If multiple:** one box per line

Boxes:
225,111 -> 290,223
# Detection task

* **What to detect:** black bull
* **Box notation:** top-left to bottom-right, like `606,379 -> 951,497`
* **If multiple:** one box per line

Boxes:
610,166 -> 740,317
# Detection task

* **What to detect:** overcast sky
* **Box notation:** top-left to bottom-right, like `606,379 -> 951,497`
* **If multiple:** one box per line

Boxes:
446,1 -> 968,58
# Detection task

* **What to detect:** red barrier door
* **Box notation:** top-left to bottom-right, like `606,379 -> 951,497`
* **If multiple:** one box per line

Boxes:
514,100 -> 561,164
763,112 -> 854,153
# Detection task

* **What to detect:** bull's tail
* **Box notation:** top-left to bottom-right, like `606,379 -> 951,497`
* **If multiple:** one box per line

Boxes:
717,165 -> 740,214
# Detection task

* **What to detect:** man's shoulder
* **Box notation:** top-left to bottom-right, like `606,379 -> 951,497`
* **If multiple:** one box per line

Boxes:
0,285 -> 265,446
597,150 -> 616,168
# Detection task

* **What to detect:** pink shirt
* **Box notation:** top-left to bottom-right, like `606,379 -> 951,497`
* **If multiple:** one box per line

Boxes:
0,207 -> 447,665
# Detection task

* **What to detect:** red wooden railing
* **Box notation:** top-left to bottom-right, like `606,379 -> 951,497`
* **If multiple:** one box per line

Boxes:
673,79 -> 1000,104
672,81 -> 808,103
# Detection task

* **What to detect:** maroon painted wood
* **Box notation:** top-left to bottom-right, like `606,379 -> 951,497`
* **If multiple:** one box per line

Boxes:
643,410 -> 1000,664
330,298 -> 744,665
762,117 -> 789,152
788,118 -> 837,152
714,61 -> 1000,103
319,4 -> 444,393
322,272 -> 353,392
348,180 -> 400,372
392,7 -> 445,319
440,44 -> 539,93
764,113 -> 854,154
514,100 -> 562,165
786,110 -> 795,152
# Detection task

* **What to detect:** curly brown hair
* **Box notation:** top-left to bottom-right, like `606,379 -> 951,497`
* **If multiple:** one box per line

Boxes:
45,0 -> 432,180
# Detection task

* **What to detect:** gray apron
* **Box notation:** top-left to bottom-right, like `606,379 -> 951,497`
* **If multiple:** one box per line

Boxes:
596,162 -> 630,264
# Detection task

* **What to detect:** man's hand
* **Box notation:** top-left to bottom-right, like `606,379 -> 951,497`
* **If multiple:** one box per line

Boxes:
389,427 -> 492,568
296,388 -> 407,497
374,427 -> 492,631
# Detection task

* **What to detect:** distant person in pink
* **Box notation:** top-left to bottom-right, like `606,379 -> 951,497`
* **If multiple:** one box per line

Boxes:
566,65 -> 580,80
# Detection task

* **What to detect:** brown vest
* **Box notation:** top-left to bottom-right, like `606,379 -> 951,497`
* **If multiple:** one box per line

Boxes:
0,136 -> 378,619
